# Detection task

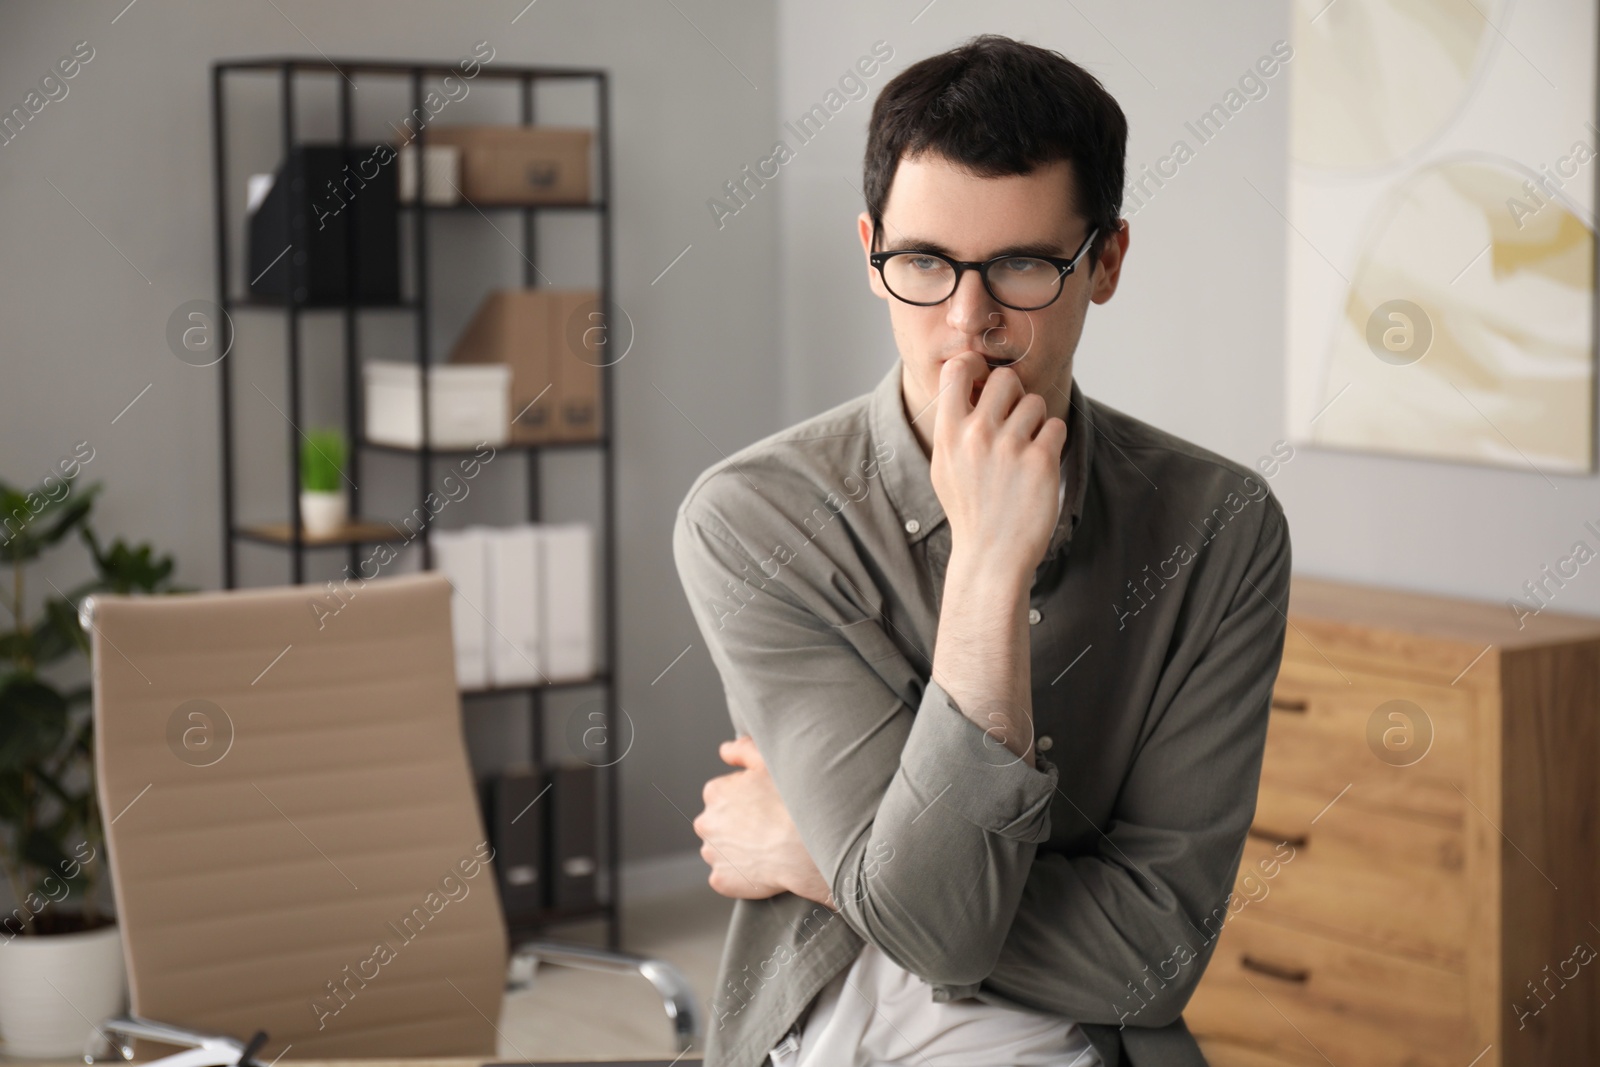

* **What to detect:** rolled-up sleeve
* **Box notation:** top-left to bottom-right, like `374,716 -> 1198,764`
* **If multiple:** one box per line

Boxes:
967,497 -> 1292,1027
674,501 -> 1059,988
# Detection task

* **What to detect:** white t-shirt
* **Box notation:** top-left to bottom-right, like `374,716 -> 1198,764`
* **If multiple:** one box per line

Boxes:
768,941 -> 1101,1067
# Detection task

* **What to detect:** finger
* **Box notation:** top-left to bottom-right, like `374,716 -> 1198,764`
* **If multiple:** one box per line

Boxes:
937,352 -> 982,429
974,365 -> 1025,423
1034,414 -> 1068,457
725,735 -> 764,768
1001,390 -> 1047,441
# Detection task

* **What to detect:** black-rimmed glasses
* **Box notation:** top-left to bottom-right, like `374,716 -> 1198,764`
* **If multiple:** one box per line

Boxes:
869,224 -> 1100,311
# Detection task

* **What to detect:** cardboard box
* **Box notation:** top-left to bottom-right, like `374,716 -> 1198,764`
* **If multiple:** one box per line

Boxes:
419,125 -> 592,205
448,289 -> 604,445
553,290 -> 605,443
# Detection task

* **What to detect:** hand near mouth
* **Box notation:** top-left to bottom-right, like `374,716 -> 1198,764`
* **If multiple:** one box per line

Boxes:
932,350 -> 1066,576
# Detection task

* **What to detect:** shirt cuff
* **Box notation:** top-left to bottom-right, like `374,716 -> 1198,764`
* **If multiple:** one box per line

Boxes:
899,678 -> 1059,842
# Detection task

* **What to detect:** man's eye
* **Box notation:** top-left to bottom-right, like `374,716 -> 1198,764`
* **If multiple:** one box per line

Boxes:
1000,257 -> 1044,273
906,256 -> 941,272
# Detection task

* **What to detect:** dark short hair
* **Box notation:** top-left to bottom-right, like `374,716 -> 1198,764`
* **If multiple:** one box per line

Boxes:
863,34 -> 1127,263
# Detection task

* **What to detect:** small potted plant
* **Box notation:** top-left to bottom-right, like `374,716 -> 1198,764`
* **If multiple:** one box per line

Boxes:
0,470 -> 182,1056
299,429 -> 348,537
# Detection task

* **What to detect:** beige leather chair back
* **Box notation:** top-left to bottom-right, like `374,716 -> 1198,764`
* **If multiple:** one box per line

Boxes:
91,572 -> 508,1058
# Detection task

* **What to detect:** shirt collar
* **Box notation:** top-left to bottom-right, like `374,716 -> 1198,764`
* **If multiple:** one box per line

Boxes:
868,362 -> 1094,559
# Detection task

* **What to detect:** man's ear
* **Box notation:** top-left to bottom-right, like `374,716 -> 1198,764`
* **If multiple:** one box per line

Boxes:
1089,218 -> 1130,306
859,211 -> 890,301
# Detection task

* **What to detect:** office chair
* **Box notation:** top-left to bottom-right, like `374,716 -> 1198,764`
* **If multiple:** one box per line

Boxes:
83,572 -> 698,1062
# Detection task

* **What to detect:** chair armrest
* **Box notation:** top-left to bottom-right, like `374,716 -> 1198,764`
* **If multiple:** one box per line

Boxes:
509,940 -> 701,1053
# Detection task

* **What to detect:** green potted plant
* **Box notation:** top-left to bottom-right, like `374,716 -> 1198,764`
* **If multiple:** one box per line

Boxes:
299,428 -> 348,537
0,471 -> 182,1056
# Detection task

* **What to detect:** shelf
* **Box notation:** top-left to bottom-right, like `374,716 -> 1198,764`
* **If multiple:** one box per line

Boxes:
215,55 -> 619,950
229,297 -> 417,312
215,57 -> 606,80
399,200 -> 604,212
235,520 -> 402,547
462,674 -> 610,697
363,437 -> 606,457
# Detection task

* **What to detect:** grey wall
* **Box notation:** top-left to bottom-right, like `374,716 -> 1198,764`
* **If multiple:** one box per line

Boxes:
773,0 -> 1600,622
0,0 -> 780,879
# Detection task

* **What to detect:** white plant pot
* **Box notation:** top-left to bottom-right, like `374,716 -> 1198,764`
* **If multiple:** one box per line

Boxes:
0,923 -> 126,1057
300,489 -> 348,537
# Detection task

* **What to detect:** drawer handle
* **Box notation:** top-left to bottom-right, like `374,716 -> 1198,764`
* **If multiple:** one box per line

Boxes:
1248,826 -> 1307,848
1271,696 -> 1309,713
1241,955 -> 1310,984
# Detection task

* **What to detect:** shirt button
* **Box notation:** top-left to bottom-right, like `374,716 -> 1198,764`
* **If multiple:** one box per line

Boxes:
904,519 -> 920,535
1036,735 -> 1053,752
1028,608 -> 1042,625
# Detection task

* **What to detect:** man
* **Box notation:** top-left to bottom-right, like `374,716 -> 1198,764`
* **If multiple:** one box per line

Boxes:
674,33 -> 1291,1067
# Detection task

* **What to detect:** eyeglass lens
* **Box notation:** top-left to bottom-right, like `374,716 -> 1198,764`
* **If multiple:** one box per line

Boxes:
880,254 -> 1062,309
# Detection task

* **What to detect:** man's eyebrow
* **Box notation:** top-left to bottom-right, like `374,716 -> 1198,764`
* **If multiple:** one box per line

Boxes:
882,236 -> 1070,259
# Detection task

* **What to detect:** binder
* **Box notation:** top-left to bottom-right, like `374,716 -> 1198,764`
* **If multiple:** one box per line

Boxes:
482,767 -> 546,918
432,522 -> 593,689
245,144 -> 401,305
432,528 -> 488,690
541,523 -> 594,682
548,762 -> 599,910
486,525 -> 543,686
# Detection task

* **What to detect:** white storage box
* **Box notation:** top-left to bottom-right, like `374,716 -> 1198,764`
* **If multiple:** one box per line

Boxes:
364,361 -> 510,449
398,144 -> 462,205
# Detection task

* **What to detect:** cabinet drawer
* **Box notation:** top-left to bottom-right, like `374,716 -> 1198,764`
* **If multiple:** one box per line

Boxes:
1239,782 -> 1467,968
1186,911 -> 1476,1067
1263,657 -> 1477,826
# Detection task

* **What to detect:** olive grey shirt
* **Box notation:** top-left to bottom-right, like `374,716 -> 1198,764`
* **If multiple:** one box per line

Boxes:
673,362 -> 1292,1067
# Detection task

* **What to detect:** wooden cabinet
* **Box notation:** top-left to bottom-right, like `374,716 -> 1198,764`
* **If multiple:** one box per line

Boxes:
1186,575 -> 1600,1066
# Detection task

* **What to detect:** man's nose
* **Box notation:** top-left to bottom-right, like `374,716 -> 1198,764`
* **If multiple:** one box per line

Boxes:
945,266 -> 1000,335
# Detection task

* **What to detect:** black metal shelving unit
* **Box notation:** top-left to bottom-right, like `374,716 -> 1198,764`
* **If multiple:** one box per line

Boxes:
210,56 -> 621,950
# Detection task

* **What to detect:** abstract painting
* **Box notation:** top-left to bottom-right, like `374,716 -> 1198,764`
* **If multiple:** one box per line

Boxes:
1283,0 -> 1597,474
